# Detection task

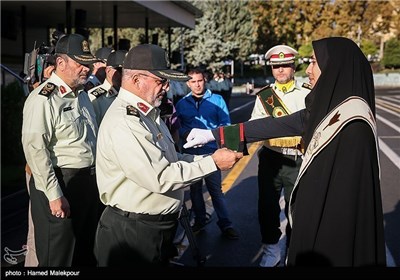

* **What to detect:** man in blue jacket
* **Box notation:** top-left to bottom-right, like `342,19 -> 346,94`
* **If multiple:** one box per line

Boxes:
176,68 -> 239,240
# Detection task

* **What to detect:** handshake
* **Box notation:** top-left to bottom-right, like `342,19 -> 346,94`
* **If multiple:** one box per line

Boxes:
184,128 -> 243,171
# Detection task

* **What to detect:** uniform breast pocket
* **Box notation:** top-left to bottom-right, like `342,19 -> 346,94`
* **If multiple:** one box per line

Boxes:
58,109 -> 83,136
154,135 -> 168,152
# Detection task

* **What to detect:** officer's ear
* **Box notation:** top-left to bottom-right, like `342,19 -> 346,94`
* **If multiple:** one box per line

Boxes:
132,74 -> 140,84
55,55 -> 68,71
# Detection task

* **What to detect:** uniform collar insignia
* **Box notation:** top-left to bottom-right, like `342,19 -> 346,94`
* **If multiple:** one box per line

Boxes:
126,105 -> 139,117
137,102 -> 149,113
60,85 -> 67,94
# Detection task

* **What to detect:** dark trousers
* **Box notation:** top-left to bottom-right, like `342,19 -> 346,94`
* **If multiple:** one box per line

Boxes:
95,206 -> 178,267
257,147 -> 302,246
29,167 -> 99,266
189,170 -> 232,231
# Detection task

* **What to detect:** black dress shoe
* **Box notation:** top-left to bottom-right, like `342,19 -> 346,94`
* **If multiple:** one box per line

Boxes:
191,222 -> 205,233
222,227 -> 239,240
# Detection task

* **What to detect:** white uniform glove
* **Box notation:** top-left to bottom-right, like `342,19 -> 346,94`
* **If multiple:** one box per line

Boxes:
183,128 -> 215,149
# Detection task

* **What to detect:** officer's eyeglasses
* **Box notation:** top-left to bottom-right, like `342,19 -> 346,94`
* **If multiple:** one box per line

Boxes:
138,73 -> 168,87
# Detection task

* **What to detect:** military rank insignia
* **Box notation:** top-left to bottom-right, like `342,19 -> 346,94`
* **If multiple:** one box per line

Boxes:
60,85 -> 67,94
90,87 -> 107,98
126,105 -> 139,117
137,102 -> 149,113
38,82 -> 57,98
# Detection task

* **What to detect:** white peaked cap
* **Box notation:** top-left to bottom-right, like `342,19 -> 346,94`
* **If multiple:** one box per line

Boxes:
265,45 -> 298,65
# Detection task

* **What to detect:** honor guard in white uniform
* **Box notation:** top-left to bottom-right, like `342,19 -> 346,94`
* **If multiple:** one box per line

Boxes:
21,34 -> 100,267
94,44 -> 242,267
89,50 -> 127,125
250,45 -> 311,267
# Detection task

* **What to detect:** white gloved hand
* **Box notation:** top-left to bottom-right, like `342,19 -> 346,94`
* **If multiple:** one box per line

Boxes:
183,128 -> 215,149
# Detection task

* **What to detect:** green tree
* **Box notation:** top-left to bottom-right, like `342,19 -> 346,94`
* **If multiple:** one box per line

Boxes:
294,1 -> 328,45
297,43 -> 313,75
361,39 -> 378,58
249,0 -> 396,54
183,0 -> 256,71
382,38 -> 400,68
82,1 -> 399,72
390,0 -> 400,39
249,0 -> 299,52
364,1 -> 396,41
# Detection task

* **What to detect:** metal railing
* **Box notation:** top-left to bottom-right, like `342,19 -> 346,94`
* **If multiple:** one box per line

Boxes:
1,63 -> 30,96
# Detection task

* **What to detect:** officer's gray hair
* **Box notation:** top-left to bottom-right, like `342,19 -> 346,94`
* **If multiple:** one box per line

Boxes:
122,69 -> 148,82
54,54 -> 69,69
122,68 -> 140,81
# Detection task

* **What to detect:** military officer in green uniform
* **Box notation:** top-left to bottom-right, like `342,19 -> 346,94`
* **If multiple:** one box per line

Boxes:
94,44 -> 243,267
89,50 -> 127,125
22,34 -> 100,266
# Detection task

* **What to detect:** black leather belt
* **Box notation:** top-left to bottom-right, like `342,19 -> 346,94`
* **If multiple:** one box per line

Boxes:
109,206 -> 180,222
54,166 -> 96,176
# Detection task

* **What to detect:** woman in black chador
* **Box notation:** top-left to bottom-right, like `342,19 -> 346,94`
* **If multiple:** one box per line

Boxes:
184,37 -> 386,266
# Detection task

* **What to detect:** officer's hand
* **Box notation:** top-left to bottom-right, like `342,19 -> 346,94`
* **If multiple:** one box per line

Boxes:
49,196 -> 71,219
43,65 -> 55,79
183,128 -> 215,149
91,62 -> 106,75
211,148 -> 243,171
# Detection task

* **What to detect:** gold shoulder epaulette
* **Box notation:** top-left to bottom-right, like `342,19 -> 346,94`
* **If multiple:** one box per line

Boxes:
90,87 -> 107,98
302,82 -> 312,90
38,82 -> 57,98
265,136 -> 302,148
126,105 -> 139,117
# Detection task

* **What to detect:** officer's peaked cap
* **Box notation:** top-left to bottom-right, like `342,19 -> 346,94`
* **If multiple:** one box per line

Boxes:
265,45 -> 298,66
95,47 -> 114,63
55,34 -> 98,65
123,44 -> 190,82
107,50 -> 127,68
